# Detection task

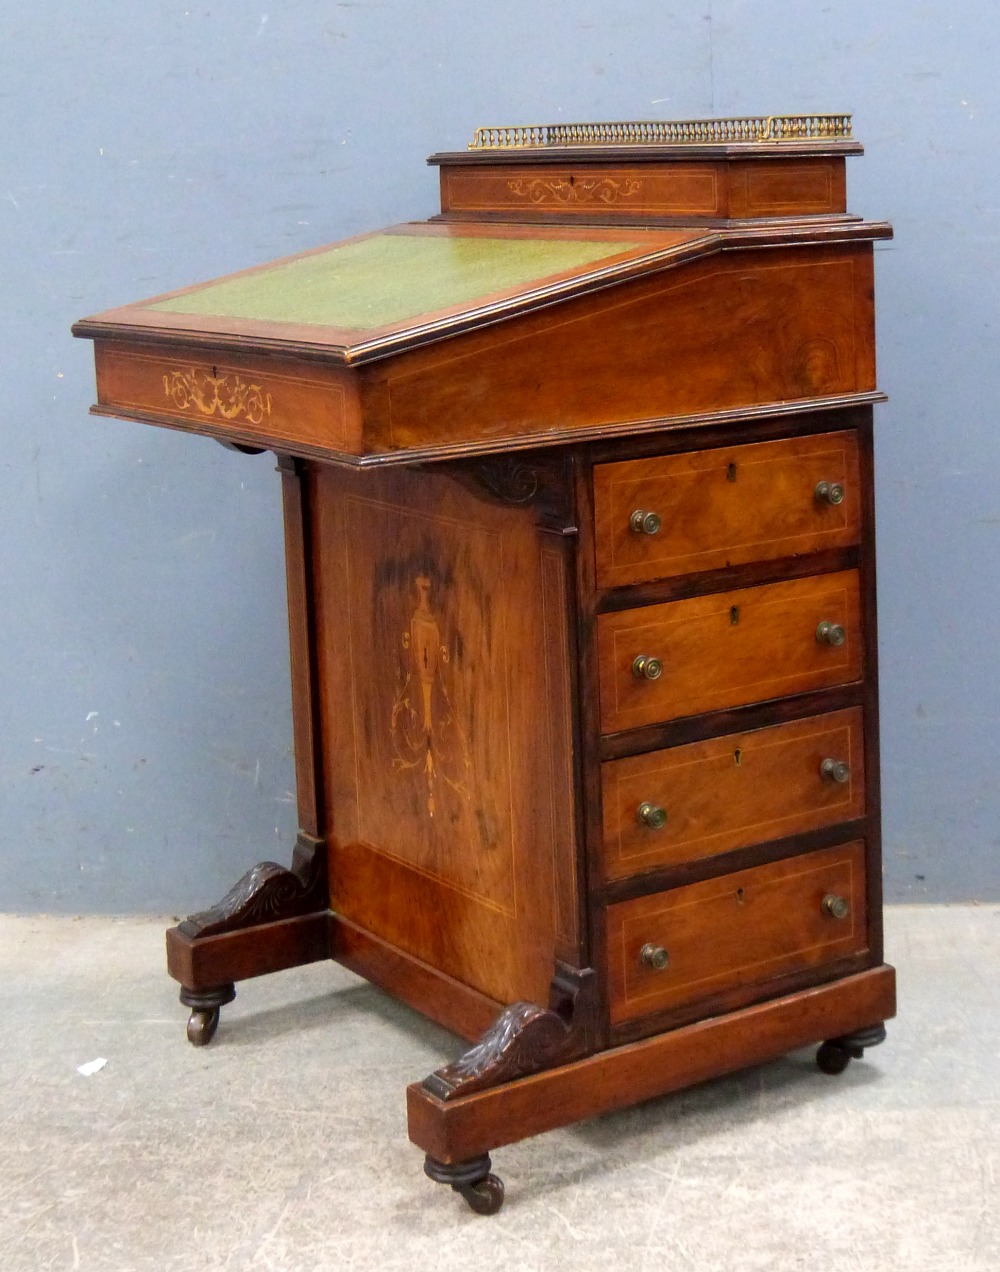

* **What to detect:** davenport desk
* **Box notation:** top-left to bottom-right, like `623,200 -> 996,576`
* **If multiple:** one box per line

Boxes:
74,114 -> 896,1215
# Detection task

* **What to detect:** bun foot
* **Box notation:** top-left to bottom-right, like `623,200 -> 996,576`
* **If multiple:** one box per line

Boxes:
179,983 -> 236,1047
816,1022 -> 887,1075
424,1153 -> 505,1216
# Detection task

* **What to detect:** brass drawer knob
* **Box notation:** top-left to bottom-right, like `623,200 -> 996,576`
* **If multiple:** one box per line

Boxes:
630,509 -> 662,535
820,757 -> 851,784
639,942 -> 670,970
816,620 -> 846,647
815,480 -> 846,506
632,654 -> 663,681
636,801 -> 668,829
821,893 -> 851,920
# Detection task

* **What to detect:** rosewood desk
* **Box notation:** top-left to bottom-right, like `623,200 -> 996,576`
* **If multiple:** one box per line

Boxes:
74,113 -> 895,1215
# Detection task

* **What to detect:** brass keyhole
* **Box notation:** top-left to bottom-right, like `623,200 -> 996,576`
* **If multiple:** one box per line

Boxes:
730,605 -> 740,625
727,462 -> 738,482
734,748 -> 742,766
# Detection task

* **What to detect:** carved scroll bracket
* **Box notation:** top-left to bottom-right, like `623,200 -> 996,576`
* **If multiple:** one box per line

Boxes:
422,963 -> 598,1100
178,831 -> 328,940
446,453 -> 578,535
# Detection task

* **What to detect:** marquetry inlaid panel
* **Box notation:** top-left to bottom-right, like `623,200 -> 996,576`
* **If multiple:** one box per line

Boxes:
440,164 -> 724,218
93,340 -> 362,453
310,461 -> 579,1005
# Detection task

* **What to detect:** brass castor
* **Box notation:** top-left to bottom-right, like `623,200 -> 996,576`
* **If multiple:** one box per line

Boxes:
179,984 -> 236,1047
424,1153 -> 505,1216
816,1023 -> 887,1075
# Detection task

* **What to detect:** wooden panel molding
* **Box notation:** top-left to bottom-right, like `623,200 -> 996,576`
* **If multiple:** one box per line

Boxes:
94,340 -> 363,454
593,429 -> 862,588
606,840 -> 868,1023
601,708 -> 865,880
365,244 -> 876,456
597,569 -> 863,733
310,460 -> 577,1008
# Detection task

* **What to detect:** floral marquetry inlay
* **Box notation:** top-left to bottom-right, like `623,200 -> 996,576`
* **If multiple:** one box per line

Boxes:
392,576 -> 472,819
506,177 -> 643,206
162,368 -> 272,425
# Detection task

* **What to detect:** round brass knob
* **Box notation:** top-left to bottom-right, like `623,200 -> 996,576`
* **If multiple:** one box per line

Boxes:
815,480 -> 846,506
820,758 -> 851,784
632,654 -> 663,681
821,893 -> 851,920
640,942 -> 670,970
636,802 -> 668,829
630,509 -> 662,535
816,621 -> 846,647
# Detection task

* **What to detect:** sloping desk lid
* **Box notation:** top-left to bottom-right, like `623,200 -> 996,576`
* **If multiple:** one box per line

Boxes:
73,221 -> 714,365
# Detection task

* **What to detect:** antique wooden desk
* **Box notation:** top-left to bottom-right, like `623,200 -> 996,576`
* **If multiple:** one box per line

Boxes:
74,114 -> 895,1215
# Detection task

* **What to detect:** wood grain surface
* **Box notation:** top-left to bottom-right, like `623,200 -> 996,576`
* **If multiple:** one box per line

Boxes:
309,459 -> 579,1011
436,157 -> 847,222
406,964 -> 896,1164
94,339 -> 364,454
606,840 -> 868,1023
363,243 -> 877,455
597,569 -> 863,732
601,707 -> 865,879
593,429 -> 861,588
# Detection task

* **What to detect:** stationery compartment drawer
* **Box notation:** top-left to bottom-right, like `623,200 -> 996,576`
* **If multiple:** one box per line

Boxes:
597,569 -> 862,734
602,708 -> 865,881
593,431 -> 861,589
607,840 -> 868,1024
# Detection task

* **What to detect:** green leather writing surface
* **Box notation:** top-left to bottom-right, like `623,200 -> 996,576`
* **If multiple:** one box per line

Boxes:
146,232 -> 642,330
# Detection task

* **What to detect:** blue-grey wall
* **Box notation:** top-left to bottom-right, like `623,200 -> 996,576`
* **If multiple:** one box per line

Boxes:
2,2 -> 995,910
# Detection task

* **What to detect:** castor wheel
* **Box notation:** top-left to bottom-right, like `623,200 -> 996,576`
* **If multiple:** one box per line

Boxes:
186,1007 -> 221,1046
179,983 -> 236,1047
424,1153 -> 505,1215
816,1022 -> 887,1075
455,1173 -> 505,1216
816,1040 -> 852,1074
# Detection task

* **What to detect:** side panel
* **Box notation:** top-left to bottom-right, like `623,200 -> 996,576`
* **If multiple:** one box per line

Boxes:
360,243 -> 876,455
94,340 -> 364,456
439,162 -> 728,218
309,461 -> 579,1008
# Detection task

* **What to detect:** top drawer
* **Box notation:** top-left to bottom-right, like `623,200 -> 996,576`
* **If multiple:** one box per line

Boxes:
593,431 -> 861,589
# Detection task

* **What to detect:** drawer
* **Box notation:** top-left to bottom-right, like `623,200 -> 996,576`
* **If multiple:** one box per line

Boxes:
607,840 -> 868,1024
593,431 -> 861,588
597,569 -> 862,733
602,708 -> 865,881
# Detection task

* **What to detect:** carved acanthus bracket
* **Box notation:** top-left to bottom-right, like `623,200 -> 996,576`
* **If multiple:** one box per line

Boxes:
178,831 -> 327,939
422,963 -> 598,1100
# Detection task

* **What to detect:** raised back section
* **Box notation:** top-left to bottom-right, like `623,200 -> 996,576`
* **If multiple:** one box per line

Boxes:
429,113 -> 862,227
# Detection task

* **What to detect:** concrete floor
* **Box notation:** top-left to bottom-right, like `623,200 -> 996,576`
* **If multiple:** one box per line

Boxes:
1,907 -> 997,1272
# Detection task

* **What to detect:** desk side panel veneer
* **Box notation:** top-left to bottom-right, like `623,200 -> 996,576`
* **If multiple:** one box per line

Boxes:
308,458 -> 584,1017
